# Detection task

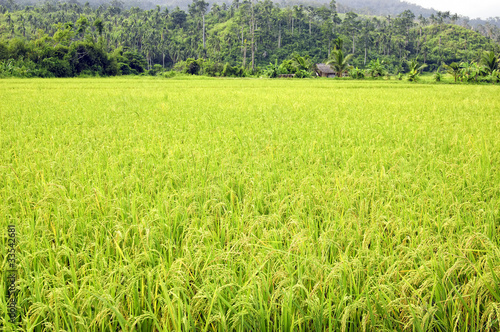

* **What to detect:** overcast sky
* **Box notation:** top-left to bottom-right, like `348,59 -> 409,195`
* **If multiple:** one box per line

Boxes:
406,0 -> 500,19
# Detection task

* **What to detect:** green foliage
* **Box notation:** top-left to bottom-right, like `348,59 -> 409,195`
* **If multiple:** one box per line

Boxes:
366,59 -> 387,78
67,41 -> 110,76
148,64 -> 164,76
291,53 -> 312,72
326,45 -> 354,77
221,63 -> 244,77
41,57 -> 72,77
278,59 -> 296,75
7,38 -> 30,59
122,50 -> 147,73
0,2 -> 498,78
349,66 -> 365,79
407,58 -> 427,82
442,61 -> 461,82
460,61 -> 482,83
201,60 -> 223,77
484,69 -> 500,83
162,70 -> 177,78
263,55 -> 313,78
118,62 -> 134,75
481,51 -> 499,74
434,70 -> 442,82
294,69 -> 312,78
184,58 -> 202,75
263,60 -> 279,78
0,41 -> 8,60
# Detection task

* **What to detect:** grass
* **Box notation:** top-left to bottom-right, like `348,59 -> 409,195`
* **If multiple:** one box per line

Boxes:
0,77 -> 499,331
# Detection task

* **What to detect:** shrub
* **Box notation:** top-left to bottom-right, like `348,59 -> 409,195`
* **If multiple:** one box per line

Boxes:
118,62 -> 134,75
263,60 -> 279,78
434,71 -> 442,82
162,70 -> 176,78
294,69 -> 311,78
202,60 -> 223,77
184,58 -> 202,75
41,57 -> 72,77
122,50 -> 147,73
148,64 -> 164,76
349,67 -> 365,79
278,60 -> 296,75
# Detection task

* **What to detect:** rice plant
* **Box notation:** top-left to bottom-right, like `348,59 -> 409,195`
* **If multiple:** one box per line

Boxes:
0,77 -> 499,331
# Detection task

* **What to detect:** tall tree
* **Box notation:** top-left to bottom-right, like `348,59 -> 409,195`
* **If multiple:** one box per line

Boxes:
326,42 -> 353,77
343,12 -> 359,54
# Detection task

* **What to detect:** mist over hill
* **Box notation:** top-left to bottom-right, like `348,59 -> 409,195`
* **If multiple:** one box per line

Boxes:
0,0 -> 440,16
4,0 -> 500,28
289,0 -> 437,17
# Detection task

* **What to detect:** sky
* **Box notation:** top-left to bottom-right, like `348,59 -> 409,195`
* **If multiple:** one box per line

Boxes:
406,0 -> 500,19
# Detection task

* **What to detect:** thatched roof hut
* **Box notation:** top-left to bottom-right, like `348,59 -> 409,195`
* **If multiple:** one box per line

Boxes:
315,64 -> 335,78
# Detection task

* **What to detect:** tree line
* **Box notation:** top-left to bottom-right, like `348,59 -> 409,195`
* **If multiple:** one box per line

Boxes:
0,0 -> 499,78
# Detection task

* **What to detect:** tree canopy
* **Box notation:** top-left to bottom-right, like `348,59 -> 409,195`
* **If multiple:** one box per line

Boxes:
0,0 -> 498,77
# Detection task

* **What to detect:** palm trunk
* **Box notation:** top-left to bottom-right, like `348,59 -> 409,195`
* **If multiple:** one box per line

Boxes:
251,2 -> 255,71
278,22 -> 281,48
243,45 -> 246,68
251,24 -> 255,70
202,14 -> 206,49
423,34 -> 427,63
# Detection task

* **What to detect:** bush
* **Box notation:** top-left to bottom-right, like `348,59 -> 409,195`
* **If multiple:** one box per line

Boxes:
366,59 -> 387,78
294,69 -> 311,78
118,62 -> 135,75
278,60 -> 296,75
79,69 -> 99,77
202,60 -> 223,77
41,57 -> 72,77
122,50 -> 147,73
162,70 -> 176,78
181,58 -> 202,75
0,41 -> 7,61
105,56 -> 120,76
349,67 -> 365,79
263,61 -> 279,78
434,71 -> 442,82
67,41 -> 112,76
148,64 -> 164,76
222,63 -> 234,77
0,58 -> 45,77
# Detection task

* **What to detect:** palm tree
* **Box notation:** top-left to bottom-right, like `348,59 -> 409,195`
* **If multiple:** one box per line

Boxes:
481,50 -> 499,74
94,18 -> 104,44
333,37 -> 343,51
291,53 -> 311,72
326,48 -> 353,77
442,61 -> 461,82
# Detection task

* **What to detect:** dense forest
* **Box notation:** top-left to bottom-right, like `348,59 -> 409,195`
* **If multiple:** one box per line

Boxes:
0,0 -> 499,78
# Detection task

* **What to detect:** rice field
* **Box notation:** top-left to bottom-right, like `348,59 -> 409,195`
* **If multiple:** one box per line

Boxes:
1,77 -> 499,331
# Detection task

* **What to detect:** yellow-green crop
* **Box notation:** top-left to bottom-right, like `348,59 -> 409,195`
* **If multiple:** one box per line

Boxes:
1,77 -> 499,331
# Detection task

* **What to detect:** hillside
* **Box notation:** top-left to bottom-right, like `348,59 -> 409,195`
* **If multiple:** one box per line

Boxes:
0,0 -> 498,78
